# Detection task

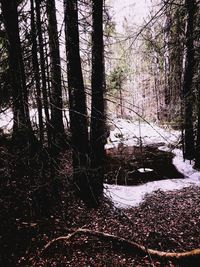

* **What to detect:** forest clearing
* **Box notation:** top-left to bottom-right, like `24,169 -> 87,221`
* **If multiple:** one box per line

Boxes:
0,0 -> 200,266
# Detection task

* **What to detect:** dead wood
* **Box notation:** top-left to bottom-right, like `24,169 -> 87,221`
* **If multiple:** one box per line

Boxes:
40,228 -> 200,261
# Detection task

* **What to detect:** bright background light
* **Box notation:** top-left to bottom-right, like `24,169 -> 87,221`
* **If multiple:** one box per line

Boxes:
111,0 -> 151,32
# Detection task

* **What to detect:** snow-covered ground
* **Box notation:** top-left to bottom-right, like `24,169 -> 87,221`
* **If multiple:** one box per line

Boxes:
105,118 -> 179,149
0,109 -> 13,133
104,118 -> 200,208
0,108 -> 70,134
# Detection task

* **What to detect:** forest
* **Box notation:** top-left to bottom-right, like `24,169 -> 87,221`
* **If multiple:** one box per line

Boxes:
0,0 -> 200,266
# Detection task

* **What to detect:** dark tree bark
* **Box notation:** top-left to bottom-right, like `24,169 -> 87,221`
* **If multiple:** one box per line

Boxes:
64,0 -> 96,206
90,0 -> 105,202
183,0 -> 196,160
194,6 -> 200,168
46,0 -> 65,147
35,0 -> 51,148
195,76 -> 200,168
30,0 -> 44,145
168,8 -> 185,122
1,0 -> 35,146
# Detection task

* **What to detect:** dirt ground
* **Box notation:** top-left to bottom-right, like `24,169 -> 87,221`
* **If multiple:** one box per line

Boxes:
1,182 -> 200,266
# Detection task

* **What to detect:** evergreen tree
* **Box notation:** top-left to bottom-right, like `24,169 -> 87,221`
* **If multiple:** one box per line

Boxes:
64,0 -> 97,206
1,0 -> 36,146
183,0 -> 196,160
90,0 -> 105,202
30,0 -> 44,144
46,0 -> 65,148
35,0 -> 51,148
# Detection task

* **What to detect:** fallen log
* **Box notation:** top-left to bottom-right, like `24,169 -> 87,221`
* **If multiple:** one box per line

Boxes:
41,228 -> 200,262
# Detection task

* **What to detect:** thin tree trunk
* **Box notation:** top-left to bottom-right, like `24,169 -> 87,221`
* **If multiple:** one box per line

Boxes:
163,11 -> 171,108
152,47 -> 160,121
149,26 -> 161,121
195,76 -> 200,168
46,0 -> 65,148
30,0 -> 44,145
183,0 -> 196,160
119,87 -> 123,117
35,0 -> 51,148
90,0 -> 105,202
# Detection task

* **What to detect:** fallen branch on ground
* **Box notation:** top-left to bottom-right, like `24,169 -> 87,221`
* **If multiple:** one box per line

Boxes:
40,228 -> 200,261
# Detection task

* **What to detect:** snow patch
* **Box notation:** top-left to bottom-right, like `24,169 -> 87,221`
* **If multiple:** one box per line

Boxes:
0,108 -> 70,134
106,118 -> 180,149
138,168 -> 153,173
0,109 -> 13,133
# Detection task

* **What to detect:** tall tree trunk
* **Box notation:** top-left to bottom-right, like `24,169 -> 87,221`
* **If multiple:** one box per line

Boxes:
30,0 -> 44,145
35,0 -> 51,148
90,0 -> 105,202
1,0 -> 35,146
64,0 -> 96,206
46,0 -> 65,148
183,0 -> 196,160
171,10 -> 184,122
195,74 -> 200,168
194,5 -> 200,168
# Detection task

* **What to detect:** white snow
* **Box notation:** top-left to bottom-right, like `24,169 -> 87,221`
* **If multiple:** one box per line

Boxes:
105,118 -> 180,149
104,118 -> 200,208
138,168 -> 153,173
0,108 -> 70,134
0,109 -> 13,133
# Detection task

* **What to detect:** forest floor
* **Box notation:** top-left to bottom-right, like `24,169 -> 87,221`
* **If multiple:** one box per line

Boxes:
1,179 -> 200,266
0,146 -> 200,266
0,119 -> 200,266
29,186 -> 200,267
